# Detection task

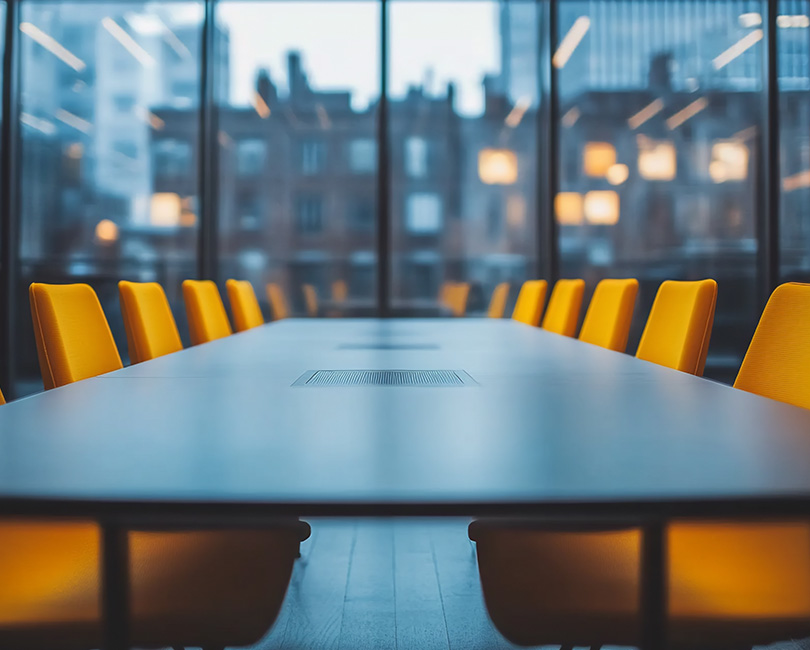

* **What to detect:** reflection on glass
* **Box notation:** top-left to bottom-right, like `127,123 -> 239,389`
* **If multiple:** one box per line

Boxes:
215,1 -> 379,317
17,1 -> 202,392
389,0 -> 540,315
557,0 -> 764,381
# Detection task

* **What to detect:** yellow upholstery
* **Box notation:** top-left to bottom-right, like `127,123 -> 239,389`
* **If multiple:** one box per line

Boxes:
182,280 -> 233,345
449,282 -> 470,317
266,283 -> 290,320
635,279 -> 717,376
226,279 -> 265,333
487,282 -> 510,319
302,284 -> 318,317
542,279 -> 585,337
733,282 -> 810,409
29,283 -> 123,389
578,278 -> 639,352
511,280 -> 547,327
474,280 -> 810,650
332,280 -> 348,303
0,387 -> 5,404
118,281 -> 183,364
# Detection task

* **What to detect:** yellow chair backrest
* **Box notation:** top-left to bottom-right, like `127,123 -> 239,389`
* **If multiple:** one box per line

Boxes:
487,282 -> 510,319
226,279 -> 265,333
119,281 -> 183,364
542,279 -> 585,337
266,283 -> 290,321
578,279 -> 639,352
332,280 -> 348,304
182,280 -> 233,346
302,284 -> 318,318
635,279 -> 717,375
734,282 -> 810,409
512,280 -> 548,327
29,283 -> 123,389
439,281 -> 454,308
448,282 -> 470,317
0,388 -> 5,405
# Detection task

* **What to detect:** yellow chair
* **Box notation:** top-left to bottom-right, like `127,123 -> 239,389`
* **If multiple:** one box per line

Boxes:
512,280 -> 548,327
302,283 -> 319,317
635,279 -> 718,376
541,279 -> 585,337
448,282 -> 471,317
473,281 -> 810,650
578,278 -> 639,352
487,282 -> 510,319
266,282 -> 290,320
182,279 -> 233,345
119,281 -> 183,364
15,282 -> 306,650
332,279 -> 348,304
226,279 -> 265,333
30,283 -> 123,389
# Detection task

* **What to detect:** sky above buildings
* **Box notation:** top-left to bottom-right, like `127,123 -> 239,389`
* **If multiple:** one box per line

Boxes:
218,1 -> 500,116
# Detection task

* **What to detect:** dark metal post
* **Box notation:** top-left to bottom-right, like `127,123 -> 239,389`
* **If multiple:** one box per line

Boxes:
542,0 -> 560,283
759,0 -> 780,303
198,0 -> 218,281
640,522 -> 667,650
376,0 -> 390,316
101,524 -> 130,650
0,0 -> 20,396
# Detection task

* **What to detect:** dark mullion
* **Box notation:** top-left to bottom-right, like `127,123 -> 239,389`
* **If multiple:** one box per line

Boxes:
198,0 -> 218,281
376,0 -> 390,317
1,0 -> 20,396
760,0 -> 780,302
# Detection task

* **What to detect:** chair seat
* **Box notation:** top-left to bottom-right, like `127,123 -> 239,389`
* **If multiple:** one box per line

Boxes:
473,521 -> 810,649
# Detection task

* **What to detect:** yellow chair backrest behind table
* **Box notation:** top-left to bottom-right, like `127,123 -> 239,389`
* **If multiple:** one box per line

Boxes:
541,279 -> 585,337
182,280 -> 233,345
512,280 -> 548,327
226,279 -> 265,333
119,281 -> 183,364
266,283 -> 290,320
487,282 -> 510,319
302,284 -> 319,318
332,280 -> 348,304
578,279 -> 639,352
635,279 -> 717,376
30,283 -> 123,389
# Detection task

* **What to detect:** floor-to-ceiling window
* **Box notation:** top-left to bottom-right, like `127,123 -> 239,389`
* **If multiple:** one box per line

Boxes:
556,0 -> 765,382
214,1 -> 379,317
389,0 -> 540,315
16,1 -> 202,392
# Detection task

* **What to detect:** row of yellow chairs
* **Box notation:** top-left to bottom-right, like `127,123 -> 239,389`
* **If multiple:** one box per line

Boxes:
471,281 -> 810,649
0,280 -> 309,650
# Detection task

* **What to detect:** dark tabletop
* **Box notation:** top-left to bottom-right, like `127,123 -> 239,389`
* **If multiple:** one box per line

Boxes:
1,318 -> 810,521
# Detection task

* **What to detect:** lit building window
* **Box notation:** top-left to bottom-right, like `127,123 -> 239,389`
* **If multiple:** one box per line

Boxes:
583,142 -> 616,177
637,136 -> 676,181
150,192 -> 182,227
405,193 -> 442,234
555,192 -> 584,225
584,191 -> 620,225
478,149 -> 518,185
710,141 -> 749,183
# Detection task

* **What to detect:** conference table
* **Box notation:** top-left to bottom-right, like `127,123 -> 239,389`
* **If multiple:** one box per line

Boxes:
2,318 -> 810,650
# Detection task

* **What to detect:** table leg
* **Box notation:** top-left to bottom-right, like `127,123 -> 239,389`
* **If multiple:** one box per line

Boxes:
101,523 -> 130,650
641,523 -> 668,650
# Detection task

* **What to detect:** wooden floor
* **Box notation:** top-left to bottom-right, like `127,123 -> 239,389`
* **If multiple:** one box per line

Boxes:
249,519 -> 519,650
246,519 -> 810,650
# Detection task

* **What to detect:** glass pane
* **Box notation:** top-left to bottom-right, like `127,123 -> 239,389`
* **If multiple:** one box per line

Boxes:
779,0 -> 810,283
16,1 -> 202,394
557,0 -> 764,382
389,0 -> 541,316
216,1 -> 379,318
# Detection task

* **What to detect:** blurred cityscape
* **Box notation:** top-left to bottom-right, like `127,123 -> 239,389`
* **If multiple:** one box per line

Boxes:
11,0 -> 810,387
